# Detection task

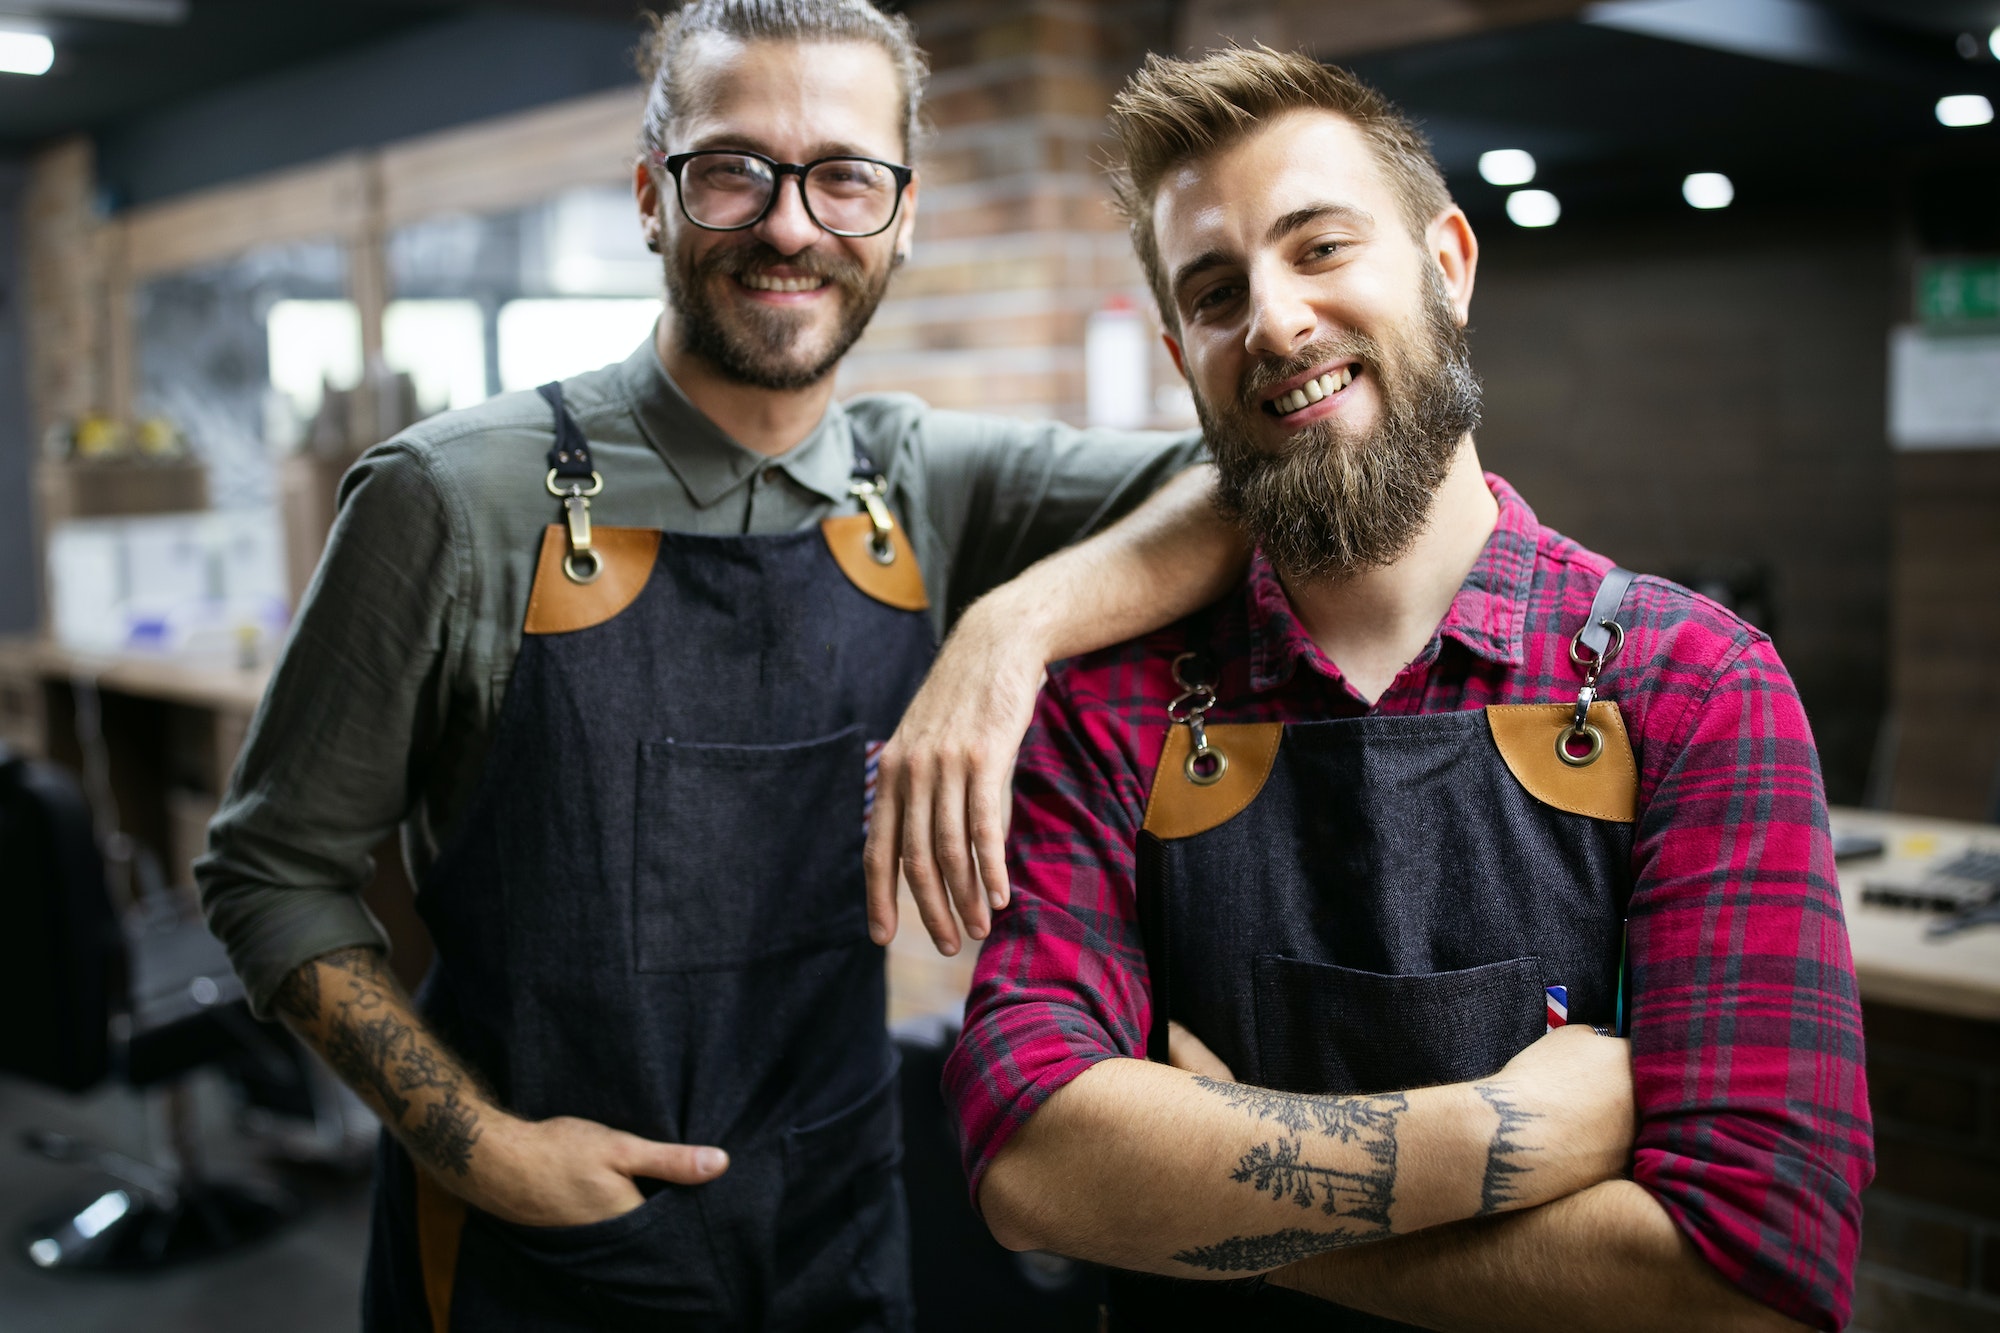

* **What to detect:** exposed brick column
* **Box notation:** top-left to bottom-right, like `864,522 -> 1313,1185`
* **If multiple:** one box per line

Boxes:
838,0 -> 1181,425
22,136 -> 105,439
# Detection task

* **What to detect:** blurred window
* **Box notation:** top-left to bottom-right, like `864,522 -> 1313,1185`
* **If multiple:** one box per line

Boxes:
266,299 -> 362,429
496,299 -> 663,392
383,300 -> 487,415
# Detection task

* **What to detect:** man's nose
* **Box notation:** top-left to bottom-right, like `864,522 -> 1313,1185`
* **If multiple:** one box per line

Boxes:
1243,271 -> 1316,362
751,174 -> 823,257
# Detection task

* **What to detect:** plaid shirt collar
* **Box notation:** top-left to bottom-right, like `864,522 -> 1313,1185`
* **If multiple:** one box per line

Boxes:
1245,472 -> 1541,693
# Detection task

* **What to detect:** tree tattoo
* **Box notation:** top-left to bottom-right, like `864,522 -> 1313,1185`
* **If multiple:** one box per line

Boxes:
1189,1076 -> 1406,1256
1173,1226 -> 1382,1273
279,947 -> 487,1177
1473,1083 -> 1542,1215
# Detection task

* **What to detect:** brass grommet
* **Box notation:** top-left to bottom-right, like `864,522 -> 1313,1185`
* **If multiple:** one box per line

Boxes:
1556,723 -> 1603,767
562,550 -> 603,585
1184,746 -> 1228,786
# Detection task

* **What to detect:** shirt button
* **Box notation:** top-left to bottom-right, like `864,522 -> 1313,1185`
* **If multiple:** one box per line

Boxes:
760,469 -> 779,485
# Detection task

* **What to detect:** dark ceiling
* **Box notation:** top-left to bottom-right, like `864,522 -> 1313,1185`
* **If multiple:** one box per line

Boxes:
0,1 -> 666,152
2,0 -> 1998,237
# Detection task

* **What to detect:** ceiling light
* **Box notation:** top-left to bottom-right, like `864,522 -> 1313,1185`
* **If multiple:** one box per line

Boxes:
1479,149 -> 1536,186
1936,94 -> 1994,127
1505,190 -> 1561,228
1991,26 -> 2000,61
0,30 -> 52,75
1682,172 -> 1734,209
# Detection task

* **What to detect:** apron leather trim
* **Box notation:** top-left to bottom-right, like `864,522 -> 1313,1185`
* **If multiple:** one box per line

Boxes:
523,524 -> 662,634
1485,702 -> 1638,823
1141,722 -> 1284,840
414,1168 -> 466,1332
820,513 -> 928,611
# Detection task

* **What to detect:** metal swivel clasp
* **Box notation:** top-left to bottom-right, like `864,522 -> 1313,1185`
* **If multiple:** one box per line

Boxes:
1559,618 -> 1624,767
546,467 -> 605,584
1169,651 -> 1226,786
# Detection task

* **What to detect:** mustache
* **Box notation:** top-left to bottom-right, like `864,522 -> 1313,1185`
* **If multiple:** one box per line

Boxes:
691,238 -> 870,293
1238,335 -> 1385,412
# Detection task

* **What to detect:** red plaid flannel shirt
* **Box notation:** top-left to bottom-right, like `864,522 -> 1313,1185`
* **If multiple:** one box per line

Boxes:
945,474 -> 1872,1329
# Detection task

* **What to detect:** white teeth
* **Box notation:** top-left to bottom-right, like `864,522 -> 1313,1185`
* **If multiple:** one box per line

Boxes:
1273,368 -> 1354,416
742,273 -> 825,293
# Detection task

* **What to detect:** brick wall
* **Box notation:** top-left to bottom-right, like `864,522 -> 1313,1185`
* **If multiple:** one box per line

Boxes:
22,136 -> 104,437
1856,1001 -> 2000,1332
837,0 -> 1184,425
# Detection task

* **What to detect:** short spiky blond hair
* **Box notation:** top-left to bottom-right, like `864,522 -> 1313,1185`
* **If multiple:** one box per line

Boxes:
1107,46 -> 1453,330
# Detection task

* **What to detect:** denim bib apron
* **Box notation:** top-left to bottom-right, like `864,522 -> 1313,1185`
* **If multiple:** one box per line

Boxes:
1109,570 -> 1638,1330
362,384 -> 935,1332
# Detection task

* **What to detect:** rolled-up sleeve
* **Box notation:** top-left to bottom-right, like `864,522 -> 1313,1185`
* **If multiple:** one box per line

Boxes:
944,660 -> 1158,1203
1628,635 -> 1872,1331
198,443 -> 461,1016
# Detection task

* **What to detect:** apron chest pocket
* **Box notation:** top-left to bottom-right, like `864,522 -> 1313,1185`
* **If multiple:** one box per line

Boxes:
634,727 -> 868,973
1251,954 -> 1547,1095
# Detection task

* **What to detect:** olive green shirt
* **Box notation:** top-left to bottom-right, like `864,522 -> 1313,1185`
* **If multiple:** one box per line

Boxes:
199,338 -> 1202,1015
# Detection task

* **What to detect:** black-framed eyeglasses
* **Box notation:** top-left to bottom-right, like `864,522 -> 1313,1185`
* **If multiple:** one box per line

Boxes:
654,149 -> 914,238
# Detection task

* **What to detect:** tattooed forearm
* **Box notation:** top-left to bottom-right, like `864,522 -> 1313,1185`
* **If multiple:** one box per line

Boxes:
1173,1226 -> 1381,1273
1473,1082 -> 1542,1215
406,1089 -> 482,1176
1192,1076 -> 1408,1144
1193,1077 -> 1405,1236
277,947 -> 490,1178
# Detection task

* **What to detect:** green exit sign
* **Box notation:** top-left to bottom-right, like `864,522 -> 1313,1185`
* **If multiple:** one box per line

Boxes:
1918,259 -> 2000,325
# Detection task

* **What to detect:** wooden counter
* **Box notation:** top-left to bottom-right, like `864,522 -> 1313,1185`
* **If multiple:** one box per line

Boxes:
1830,805 -> 2000,1022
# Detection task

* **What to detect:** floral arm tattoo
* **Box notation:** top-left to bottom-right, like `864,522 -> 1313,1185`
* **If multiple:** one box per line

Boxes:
272,948 -> 486,1177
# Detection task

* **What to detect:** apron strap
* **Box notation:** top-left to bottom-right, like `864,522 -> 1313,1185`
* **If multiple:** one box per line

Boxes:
537,381 -> 596,481
1577,566 -> 1636,661
536,381 -> 606,585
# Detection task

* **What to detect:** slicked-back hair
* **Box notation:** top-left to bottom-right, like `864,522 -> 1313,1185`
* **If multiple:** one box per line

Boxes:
638,0 -> 928,162
1106,45 -> 1453,330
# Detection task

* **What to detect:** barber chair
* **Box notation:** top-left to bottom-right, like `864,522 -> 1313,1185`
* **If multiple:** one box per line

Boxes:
894,1014 -> 1101,1332
1,742 -> 306,1270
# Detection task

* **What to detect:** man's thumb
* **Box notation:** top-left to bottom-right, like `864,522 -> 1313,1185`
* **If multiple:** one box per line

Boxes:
629,1137 -> 729,1185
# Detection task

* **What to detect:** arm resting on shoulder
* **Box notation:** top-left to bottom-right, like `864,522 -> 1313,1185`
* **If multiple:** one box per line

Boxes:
1272,1179 -> 1811,1333
979,1027 -> 1633,1280
865,465 -> 1246,953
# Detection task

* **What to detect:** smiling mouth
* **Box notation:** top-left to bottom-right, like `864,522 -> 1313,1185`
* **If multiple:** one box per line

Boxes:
738,271 -> 829,294
1264,365 -> 1357,417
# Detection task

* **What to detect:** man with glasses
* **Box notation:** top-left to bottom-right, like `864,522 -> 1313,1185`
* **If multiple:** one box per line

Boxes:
196,1 -> 1236,1329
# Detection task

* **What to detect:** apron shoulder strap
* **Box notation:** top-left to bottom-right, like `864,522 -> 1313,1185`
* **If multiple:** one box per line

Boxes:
1577,565 -> 1636,661
537,381 -> 596,481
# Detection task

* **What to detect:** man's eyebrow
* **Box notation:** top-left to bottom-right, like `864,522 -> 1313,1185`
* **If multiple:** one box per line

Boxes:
1170,203 -> 1377,303
1169,249 -> 1235,303
1267,202 -> 1374,243
685,133 -> 888,160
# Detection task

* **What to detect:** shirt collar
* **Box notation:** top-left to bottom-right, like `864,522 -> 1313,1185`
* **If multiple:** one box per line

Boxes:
1244,472 -> 1540,693
616,334 -> 857,509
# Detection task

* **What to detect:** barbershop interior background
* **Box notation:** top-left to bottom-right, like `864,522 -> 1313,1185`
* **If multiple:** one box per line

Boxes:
0,0 -> 1998,1330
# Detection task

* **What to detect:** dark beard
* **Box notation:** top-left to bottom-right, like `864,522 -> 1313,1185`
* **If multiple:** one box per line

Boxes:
665,238 -> 890,391
1197,270 -> 1482,584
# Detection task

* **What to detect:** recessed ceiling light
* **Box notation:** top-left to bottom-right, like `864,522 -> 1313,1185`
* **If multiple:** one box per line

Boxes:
1990,26 -> 2000,61
1682,172 -> 1734,209
1479,149 -> 1537,186
1937,94 -> 1994,128
0,30 -> 53,76
1505,190 -> 1560,228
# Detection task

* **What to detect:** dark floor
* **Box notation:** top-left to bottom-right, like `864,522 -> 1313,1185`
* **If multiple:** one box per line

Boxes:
0,1071 -> 373,1333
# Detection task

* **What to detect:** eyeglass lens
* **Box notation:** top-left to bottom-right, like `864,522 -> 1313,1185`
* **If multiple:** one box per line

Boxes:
679,153 -> 900,235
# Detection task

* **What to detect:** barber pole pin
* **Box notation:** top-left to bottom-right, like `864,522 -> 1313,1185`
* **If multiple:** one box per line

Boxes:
863,740 -> 886,838
1546,984 -> 1569,1032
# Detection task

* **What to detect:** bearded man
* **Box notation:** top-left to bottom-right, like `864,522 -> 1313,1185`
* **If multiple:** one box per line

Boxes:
945,47 -> 1871,1333
196,2 -> 1244,1328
